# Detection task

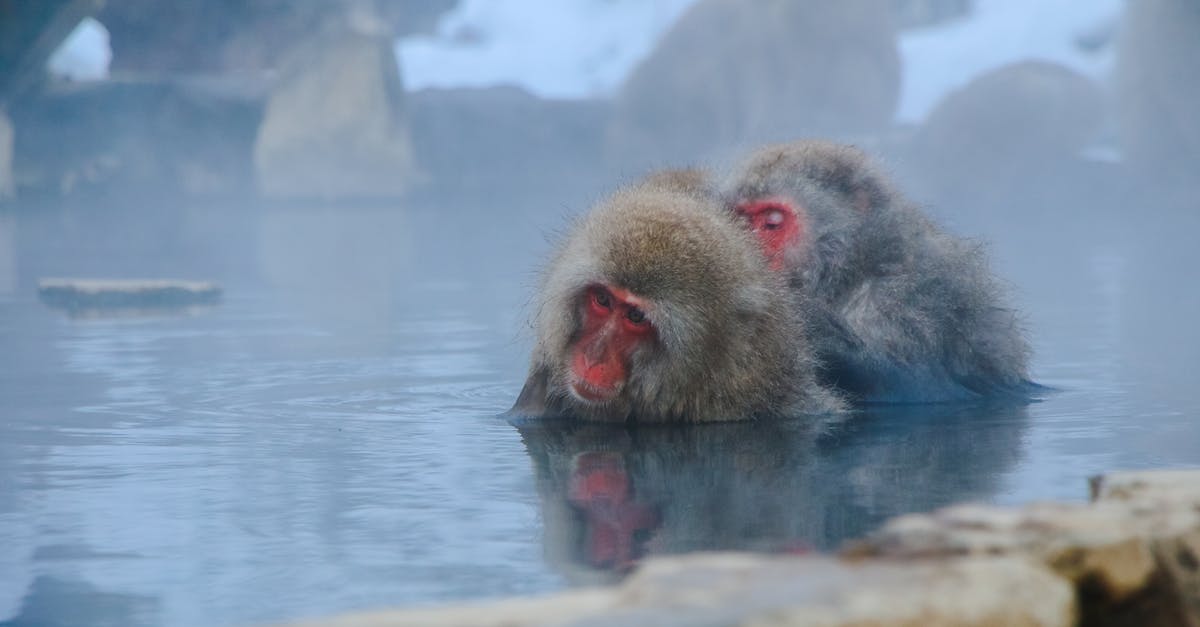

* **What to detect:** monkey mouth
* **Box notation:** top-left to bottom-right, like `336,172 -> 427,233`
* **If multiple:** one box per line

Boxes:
569,378 -> 621,404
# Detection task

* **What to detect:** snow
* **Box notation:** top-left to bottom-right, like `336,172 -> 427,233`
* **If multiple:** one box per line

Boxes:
397,0 -> 1125,125
47,17 -> 112,82
42,2 -> 1124,125
897,0 -> 1124,122
396,0 -> 698,99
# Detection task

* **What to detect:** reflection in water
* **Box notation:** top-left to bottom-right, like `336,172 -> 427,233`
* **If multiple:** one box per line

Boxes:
518,401 -> 1028,582
0,575 -> 157,627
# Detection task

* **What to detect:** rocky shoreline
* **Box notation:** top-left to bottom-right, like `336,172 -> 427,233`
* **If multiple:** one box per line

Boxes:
282,468 -> 1199,627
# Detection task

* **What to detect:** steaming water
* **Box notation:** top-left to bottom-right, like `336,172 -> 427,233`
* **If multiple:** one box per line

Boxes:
1,191 -> 1197,627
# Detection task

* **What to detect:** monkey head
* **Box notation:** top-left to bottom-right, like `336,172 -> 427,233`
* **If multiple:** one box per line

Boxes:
512,182 -> 842,423
725,140 -> 897,286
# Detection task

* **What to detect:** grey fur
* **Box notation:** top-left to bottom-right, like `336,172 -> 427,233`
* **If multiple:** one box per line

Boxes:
512,180 -> 845,422
722,140 -> 1033,403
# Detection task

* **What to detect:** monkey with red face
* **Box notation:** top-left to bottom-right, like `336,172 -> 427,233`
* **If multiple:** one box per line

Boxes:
511,178 -> 844,422
724,140 -> 1034,403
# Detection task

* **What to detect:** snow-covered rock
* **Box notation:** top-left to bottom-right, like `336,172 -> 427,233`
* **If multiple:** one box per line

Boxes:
398,0 -> 1124,129
397,0 -> 697,99
898,0 -> 1123,123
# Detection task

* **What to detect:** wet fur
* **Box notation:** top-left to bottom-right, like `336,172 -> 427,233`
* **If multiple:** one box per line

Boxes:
513,179 -> 844,422
724,140 -> 1033,403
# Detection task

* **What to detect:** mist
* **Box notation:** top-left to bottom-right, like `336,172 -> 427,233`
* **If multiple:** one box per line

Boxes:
1,1 -> 1198,626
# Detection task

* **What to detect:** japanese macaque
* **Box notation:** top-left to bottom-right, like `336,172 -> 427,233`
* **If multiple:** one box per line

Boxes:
724,140 -> 1033,403
636,167 -> 713,199
511,179 -> 844,422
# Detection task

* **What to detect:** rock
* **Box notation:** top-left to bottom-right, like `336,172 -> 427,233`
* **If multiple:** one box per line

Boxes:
891,0 -> 972,30
0,108 -> 12,200
912,61 -> 1103,170
98,0 -> 456,72
284,590 -> 615,627
407,86 -> 609,194
607,0 -> 899,171
253,32 -> 417,200
614,554 -> 1073,627
902,60 -> 1106,215
10,79 -> 261,196
284,554 -> 1073,627
1093,468 -> 1200,506
1116,0 -> 1200,188
1093,469 -> 1200,625
278,469 -> 1200,627
849,468 -> 1200,626
37,278 -> 221,314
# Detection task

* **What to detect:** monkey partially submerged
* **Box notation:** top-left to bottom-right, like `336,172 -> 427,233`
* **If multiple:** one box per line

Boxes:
725,140 -> 1034,403
512,179 -> 845,422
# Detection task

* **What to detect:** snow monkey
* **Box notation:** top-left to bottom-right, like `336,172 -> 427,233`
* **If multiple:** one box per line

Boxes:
725,140 -> 1034,403
511,177 -> 844,422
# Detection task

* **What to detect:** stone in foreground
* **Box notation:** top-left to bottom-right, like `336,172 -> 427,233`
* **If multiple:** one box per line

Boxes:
851,467 -> 1200,627
278,468 -> 1200,627
284,554 -> 1072,627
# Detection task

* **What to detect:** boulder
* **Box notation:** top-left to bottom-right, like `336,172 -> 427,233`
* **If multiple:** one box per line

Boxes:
902,60 -> 1106,213
285,555 -> 1073,627
281,468 -> 1200,627
98,0 -> 456,72
407,86 -> 609,194
608,0 -> 899,170
849,468 -> 1200,627
0,109 -> 12,199
1116,0 -> 1200,188
253,32 -> 417,200
10,79 -> 261,196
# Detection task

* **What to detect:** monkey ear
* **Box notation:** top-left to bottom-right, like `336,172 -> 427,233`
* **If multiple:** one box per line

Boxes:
509,366 -> 552,417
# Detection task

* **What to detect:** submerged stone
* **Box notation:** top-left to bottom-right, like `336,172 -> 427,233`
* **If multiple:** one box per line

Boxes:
38,278 -> 221,314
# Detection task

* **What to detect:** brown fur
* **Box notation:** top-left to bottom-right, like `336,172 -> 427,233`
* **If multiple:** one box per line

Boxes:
637,168 -> 714,200
512,179 -> 844,422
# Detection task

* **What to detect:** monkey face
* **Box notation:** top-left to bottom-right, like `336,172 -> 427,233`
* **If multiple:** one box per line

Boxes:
734,197 -> 806,271
567,284 -> 656,404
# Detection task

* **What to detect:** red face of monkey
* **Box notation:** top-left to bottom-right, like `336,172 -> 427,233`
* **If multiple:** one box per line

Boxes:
733,197 -> 805,271
568,284 -> 655,404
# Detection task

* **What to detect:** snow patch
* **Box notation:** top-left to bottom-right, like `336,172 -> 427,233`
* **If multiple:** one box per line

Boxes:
47,17 -> 112,82
898,0 -> 1123,123
398,0 -> 1123,122
396,0 -> 697,99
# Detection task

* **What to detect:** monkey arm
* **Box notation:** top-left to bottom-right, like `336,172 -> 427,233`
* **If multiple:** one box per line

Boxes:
510,366 -> 553,417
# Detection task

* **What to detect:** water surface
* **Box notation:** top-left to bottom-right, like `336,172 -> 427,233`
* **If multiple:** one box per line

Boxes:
1,191 -> 1197,626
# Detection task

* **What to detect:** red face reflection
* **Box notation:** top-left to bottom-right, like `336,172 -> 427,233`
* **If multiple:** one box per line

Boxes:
567,452 -> 660,572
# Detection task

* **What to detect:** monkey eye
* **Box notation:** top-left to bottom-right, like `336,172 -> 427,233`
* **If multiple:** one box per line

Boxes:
625,307 -> 647,325
762,209 -> 786,230
591,289 -> 612,310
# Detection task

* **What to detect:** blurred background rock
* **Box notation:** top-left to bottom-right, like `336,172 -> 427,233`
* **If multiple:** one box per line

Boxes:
0,0 -> 1195,205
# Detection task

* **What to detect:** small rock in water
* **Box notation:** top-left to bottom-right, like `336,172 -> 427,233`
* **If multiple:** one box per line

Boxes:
38,278 -> 222,316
